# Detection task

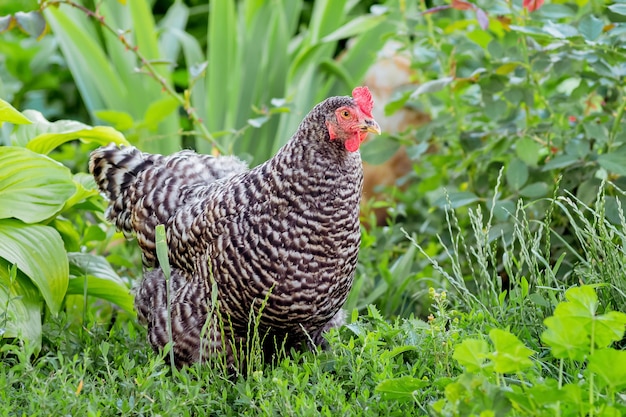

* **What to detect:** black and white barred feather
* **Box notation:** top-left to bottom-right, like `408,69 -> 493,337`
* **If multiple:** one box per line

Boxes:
90,95 -> 370,368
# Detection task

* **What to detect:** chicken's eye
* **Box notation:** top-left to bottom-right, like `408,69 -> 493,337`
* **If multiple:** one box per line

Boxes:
341,110 -> 350,119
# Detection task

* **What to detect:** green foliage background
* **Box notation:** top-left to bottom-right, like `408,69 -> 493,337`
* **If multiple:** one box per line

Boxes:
2,0 -> 626,415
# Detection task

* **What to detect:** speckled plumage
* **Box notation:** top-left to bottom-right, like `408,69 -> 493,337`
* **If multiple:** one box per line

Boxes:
90,92 -> 379,368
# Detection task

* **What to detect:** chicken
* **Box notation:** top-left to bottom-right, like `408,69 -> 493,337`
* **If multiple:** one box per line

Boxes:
89,87 -> 381,368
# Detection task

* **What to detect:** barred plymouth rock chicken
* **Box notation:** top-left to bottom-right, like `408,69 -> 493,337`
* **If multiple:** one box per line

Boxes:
90,87 -> 381,368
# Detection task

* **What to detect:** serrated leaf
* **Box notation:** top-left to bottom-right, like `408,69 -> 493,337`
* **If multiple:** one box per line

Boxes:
67,253 -> 134,314
541,315 -> 589,361
488,328 -> 534,373
594,311 -> 626,348
0,219 -> 68,314
588,349 -> 626,390
0,147 -> 76,223
0,258 -> 42,350
453,339 -> 490,372
0,98 -> 32,125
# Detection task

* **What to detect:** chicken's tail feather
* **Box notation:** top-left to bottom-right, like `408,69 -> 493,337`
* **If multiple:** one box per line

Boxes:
89,144 -> 160,233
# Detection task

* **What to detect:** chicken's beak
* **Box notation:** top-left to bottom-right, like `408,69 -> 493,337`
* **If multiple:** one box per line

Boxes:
361,118 -> 382,135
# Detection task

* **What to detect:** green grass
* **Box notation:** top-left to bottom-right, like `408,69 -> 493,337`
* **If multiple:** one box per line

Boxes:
3,185 -> 626,416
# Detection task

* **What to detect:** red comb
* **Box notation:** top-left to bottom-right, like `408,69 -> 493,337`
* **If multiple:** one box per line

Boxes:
352,86 -> 373,118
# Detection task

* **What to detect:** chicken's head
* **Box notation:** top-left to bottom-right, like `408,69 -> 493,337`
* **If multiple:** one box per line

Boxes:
325,87 -> 381,152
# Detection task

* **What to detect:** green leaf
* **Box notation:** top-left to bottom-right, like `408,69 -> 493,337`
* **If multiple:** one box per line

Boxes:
434,192 -> 480,209
0,147 -> 76,223
410,77 -> 454,99
598,148 -> 626,176
67,253 -> 134,315
453,339 -> 490,373
488,329 -> 534,373
541,315 -> 589,361
155,225 -> 170,279
0,258 -> 42,350
0,98 -> 32,125
360,135 -> 402,165
14,11 -> 47,40
142,96 -> 180,131
578,15 -> 603,41
543,154 -> 579,171
515,137 -> 542,167
375,376 -> 430,400
0,219 -> 68,314
594,311 -> 626,348
588,349 -> 626,390
519,182 -> 549,198
608,4 -> 626,16
94,110 -> 135,131
506,158 -> 529,191
320,14 -> 385,43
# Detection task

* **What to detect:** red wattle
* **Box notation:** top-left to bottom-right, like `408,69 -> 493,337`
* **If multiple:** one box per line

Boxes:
345,137 -> 360,152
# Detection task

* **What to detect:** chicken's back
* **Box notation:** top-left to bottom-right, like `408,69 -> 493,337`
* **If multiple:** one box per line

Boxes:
89,145 -> 248,266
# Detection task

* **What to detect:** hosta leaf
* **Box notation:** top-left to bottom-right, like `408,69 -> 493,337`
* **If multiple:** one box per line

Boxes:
0,259 -> 42,350
488,329 -> 534,373
453,338 -> 490,372
0,147 -> 76,223
11,110 -> 128,154
0,219 -> 68,314
0,98 -> 32,125
67,253 -> 135,315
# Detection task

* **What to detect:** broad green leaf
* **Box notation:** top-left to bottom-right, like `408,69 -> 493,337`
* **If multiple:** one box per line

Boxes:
360,135 -> 402,165
67,253 -> 134,314
0,259 -> 42,350
598,148 -> 626,177
0,98 -> 31,125
27,126 -> 128,155
578,15 -> 603,41
63,173 -> 101,212
608,4 -> 626,16
542,154 -> 579,171
594,311 -> 626,348
519,182 -> 549,198
375,376 -> 430,400
515,137 -> 542,167
488,329 -> 534,373
506,158 -> 528,191
0,147 -> 76,223
588,349 -> 626,390
0,219 -> 68,314
12,110 -> 128,154
453,339 -> 490,372
541,315 -> 589,361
